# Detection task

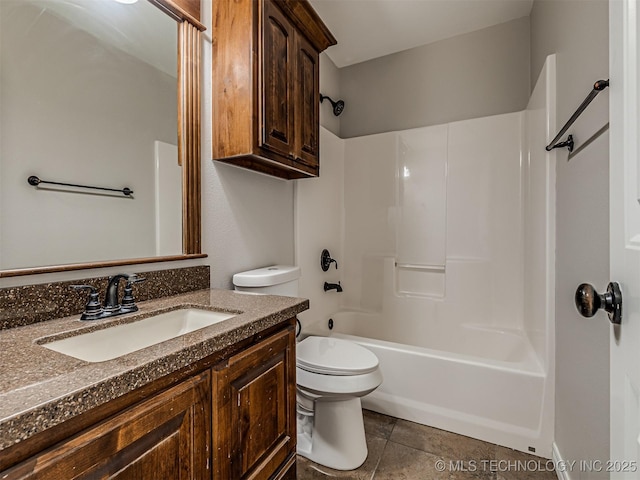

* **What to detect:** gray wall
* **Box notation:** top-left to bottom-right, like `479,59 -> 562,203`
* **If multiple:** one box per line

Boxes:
319,53 -> 341,136
531,0 -> 610,467
338,16 -> 531,138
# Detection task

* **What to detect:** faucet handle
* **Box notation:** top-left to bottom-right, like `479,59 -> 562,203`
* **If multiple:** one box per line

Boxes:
121,277 -> 146,313
70,285 -> 104,320
70,284 -> 95,292
126,276 -> 146,285
321,249 -> 338,271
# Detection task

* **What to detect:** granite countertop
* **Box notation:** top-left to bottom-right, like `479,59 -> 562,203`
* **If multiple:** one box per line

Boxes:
0,289 -> 308,451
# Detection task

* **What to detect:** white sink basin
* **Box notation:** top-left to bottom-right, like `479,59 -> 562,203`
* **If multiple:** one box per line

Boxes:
42,308 -> 235,362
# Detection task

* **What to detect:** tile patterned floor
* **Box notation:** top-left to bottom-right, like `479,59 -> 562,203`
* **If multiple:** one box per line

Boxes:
297,410 -> 558,480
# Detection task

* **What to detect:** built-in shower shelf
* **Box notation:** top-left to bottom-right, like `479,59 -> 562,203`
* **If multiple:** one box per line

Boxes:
395,262 -> 445,297
395,263 -> 445,272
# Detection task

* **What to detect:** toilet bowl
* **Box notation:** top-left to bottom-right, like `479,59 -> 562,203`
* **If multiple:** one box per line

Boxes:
232,266 -> 383,470
296,335 -> 383,470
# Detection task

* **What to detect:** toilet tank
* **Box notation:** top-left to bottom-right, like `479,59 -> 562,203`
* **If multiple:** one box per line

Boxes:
233,265 -> 300,297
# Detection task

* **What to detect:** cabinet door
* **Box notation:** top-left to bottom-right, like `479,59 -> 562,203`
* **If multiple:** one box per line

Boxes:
212,327 -> 296,480
294,32 -> 320,174
1,372 -> 211,480
260,0 -> 295,159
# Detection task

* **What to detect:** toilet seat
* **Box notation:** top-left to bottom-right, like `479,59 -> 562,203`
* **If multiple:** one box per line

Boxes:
297,336 -> 379,376
297,366 -> 383,397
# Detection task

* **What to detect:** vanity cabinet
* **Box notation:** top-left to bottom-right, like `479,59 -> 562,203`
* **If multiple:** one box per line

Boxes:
0,321 -> 297,480
212,0 -> 336,179
1,372 -> 211,479
212,327 -> 296,479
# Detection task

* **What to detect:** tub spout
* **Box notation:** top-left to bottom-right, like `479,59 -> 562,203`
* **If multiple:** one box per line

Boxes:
324,281 -> 343,293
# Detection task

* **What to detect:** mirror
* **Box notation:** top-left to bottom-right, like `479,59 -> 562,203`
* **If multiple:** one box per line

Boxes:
0,0 -> 203,276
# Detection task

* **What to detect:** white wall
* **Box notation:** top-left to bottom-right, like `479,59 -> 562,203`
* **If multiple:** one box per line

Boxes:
530,0 -> 610,471
523,54 -> 557,463
0,3 -> 177,269
201,1 -> 294,289
342,132 -> 397,310
524,56 -> 557,372
448,114 -> 525,327
341,113 -> 525,332
338,16 -> 531,138
299,112 -> 531,341
154,141 -> 182,256
396,126 -> 447,270
202,162 -> 295,289
294,128 -> 344,334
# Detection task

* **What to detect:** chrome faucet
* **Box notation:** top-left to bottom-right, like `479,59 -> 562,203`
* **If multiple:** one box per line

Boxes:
324,281 -> 343,293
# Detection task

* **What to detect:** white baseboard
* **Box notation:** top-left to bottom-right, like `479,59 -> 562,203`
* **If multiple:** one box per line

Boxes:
552,442 -> 571,480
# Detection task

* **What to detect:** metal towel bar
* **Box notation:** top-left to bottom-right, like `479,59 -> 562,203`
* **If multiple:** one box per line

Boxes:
546,79 -> 609,152
27,175 -> 133,197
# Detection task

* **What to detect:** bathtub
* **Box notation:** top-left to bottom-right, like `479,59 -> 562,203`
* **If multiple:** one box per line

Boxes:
327,311 -> 551,456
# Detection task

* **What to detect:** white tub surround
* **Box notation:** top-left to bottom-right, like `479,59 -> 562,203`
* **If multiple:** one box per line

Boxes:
295,55 -> 557,459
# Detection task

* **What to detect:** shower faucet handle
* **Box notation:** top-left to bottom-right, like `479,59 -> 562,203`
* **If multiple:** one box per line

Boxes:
321,249 -> 338,271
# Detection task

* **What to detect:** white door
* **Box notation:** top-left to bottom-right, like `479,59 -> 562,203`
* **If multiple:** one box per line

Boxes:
610,1 -> 640,478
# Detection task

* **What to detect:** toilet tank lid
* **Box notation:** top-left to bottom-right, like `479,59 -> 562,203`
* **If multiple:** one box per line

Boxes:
233,265 -> 301,287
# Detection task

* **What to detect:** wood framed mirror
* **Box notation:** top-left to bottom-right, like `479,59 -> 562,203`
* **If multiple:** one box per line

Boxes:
0,0 -> 205,278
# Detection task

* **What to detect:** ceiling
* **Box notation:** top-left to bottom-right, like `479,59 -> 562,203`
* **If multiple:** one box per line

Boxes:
308,0 -> 534,68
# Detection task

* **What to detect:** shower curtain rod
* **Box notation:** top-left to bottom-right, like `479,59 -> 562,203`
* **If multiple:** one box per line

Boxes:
546,79 -> 609,152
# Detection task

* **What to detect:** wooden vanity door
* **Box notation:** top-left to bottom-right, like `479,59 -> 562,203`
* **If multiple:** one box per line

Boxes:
212,327 -> 296,480
1,372 -> 211,480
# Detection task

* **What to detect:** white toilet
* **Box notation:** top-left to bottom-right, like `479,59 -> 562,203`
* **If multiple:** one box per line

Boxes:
232,265 -> 383,471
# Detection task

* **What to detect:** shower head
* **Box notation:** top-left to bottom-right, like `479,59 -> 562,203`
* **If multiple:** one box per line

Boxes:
320,94 -> 345,116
